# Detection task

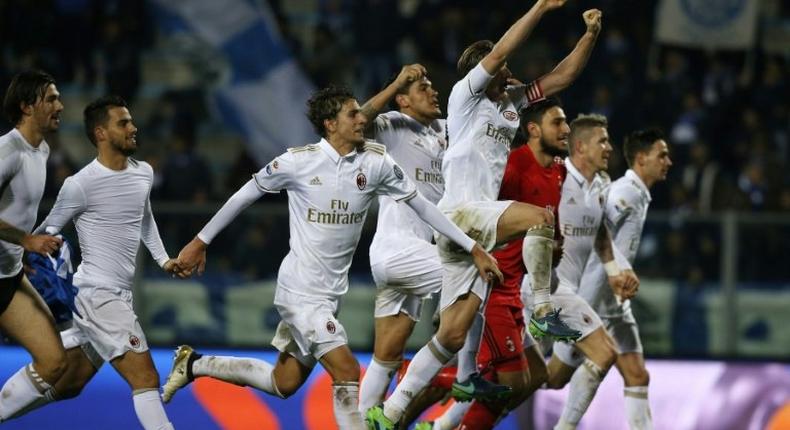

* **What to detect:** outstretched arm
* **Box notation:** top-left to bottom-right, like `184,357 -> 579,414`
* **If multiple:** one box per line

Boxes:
177,180 -> 267,276
480,0 -> 567,75
141,196 -> 173,271
537,9 -> 602,96
360,64 -> 426,135
405,193 -> 503,284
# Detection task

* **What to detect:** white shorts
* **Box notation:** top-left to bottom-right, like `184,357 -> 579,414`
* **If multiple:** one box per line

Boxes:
60,321 -> 104,369
436,200 -> 513,311
602,307 -> 643,356
550,281 -> 609,367
72,287 -> 149,362
271,288 -> 347,368
371,239 -> 442,321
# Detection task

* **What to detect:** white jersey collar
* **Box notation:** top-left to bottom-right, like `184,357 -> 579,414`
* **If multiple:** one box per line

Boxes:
565,157 -> 588,187
625,169 -> 651,202
318,138 -> 358,164
10,128 -> 43,152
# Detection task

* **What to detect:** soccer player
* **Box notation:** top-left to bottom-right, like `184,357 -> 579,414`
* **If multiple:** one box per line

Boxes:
543,113 -> 639,430
162,86 -> 501,430
569,128 -> 672,430
3,96 -> 179,429
367,1 -> 602,428
0,70 -> 68,420
356,64 -> 448,413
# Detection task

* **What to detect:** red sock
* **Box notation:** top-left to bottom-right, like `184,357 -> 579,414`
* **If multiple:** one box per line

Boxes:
458,400 -> 502,430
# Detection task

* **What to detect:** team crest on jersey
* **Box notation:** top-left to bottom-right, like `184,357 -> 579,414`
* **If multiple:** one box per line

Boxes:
326,320 -> 336,334
503,110 -> 518,121
129,334 -> 141,348
356,172 -> 367,190
505,336 -> 515,352
393,165 -> 404,180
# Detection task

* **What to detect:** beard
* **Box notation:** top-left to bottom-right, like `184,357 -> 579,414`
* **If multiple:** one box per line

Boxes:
540,137 -> 567,158
112,140 -> 137,156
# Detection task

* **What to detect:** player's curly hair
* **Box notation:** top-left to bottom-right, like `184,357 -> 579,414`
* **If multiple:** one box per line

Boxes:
306,85 -> 356,138
624,128 -> 664,167
520,97 -> 563,128
2,70 -> 56,125
457,40 -> 494,77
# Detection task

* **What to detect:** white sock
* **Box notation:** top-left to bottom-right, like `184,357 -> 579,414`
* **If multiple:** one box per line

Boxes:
333,381 -> 365,430
0,364 -> 59,421
624,386 -> 653,430
132,389 -> 174,430
523,225 -> 554,316
193,355 -> 284,398
557,360 -> 605,428
456,311 -> 484,382
434,401 -> 470,430
359,357 -> 400,413
383,336 -> 452,423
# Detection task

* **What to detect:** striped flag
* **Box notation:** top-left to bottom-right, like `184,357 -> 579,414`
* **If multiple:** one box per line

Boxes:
150,0 -> 317,165
655,0 -> 760,50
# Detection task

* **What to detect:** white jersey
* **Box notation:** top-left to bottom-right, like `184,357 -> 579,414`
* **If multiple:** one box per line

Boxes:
440,63 -> 538,211
579,169 -> 651,317
252,139 -> 417,299
0,129 -> 49,277
555,158 -> 610,292
369,111 -> 446,264
34,159 -> 169,290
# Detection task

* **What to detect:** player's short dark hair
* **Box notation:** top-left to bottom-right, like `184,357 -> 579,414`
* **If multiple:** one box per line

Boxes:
382,71 -> 413,111
306,85 -> 356,138
83,95 -> 128,146
624,128 -> 664,167
457,40 -> 494,77
2,70 -> 56,125
520,97 -> 563,129
569,113 -> 608,153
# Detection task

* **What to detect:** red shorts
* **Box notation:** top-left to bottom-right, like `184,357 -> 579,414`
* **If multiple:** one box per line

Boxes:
477,302 -> 527,373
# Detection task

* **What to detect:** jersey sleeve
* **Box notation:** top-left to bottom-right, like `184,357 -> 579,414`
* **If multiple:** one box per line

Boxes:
606,184 -> 643,263
373,111 -> 407,148
376,153 -> 417,202
251,151 -> 294,193
0,150 -> 19,185
449,63 -> 494,113
33,177 -> 87,235
141,194 -> 170,267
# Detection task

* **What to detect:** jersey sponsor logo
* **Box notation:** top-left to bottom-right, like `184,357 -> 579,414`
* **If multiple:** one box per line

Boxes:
485,123 -> 514,145
415,167 -> 443,185
502,110 -> 518,121
393,165 -> 404,180
129,334 -> 141,349
310,176 -> 322,186
562,223 -> 597,237
356,172 -> 367,190
307,199 -> 366,225
326,320 -> 336,334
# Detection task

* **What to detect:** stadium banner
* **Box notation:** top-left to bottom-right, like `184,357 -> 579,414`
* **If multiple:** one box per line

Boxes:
654,0 -> 760,50
0,347 -> 787,430
149,0 -> 317,165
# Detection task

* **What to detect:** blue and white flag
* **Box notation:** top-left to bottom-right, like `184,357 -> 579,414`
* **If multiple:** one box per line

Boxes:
150,0 -> 317,165
27,239 -> 79,325
655,0 -> 760,50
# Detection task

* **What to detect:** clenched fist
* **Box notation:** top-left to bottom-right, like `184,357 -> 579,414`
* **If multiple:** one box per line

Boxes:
583,9 -> 602,35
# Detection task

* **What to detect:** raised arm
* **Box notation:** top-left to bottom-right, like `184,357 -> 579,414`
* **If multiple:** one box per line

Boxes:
537,9 -> 602,97
360,64 -> 426,134
480,0 -> 567,75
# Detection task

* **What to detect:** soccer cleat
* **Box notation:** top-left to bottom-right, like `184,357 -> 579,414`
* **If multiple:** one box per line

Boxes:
413,421 -> 434,430
451,372 -> 512,402
365,404 -> 398,430
161,345 -> 196,403
529,308 -> 581,342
